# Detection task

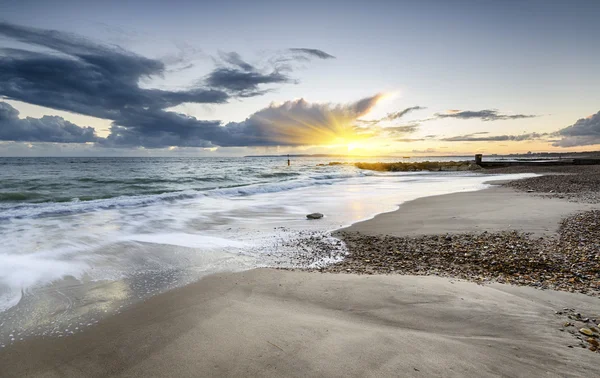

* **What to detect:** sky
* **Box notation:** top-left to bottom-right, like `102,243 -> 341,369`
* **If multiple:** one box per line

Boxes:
0,0 -> 599,157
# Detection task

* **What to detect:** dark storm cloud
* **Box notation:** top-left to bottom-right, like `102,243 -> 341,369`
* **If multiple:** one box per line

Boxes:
384,106 -> 426,121
204,67 -> 290,94
288,48 -> 336,59
0,102 -> 97,143
203,48 -> 337,96
203,51 -> 291,96
435,109 -> 537,121
0,22 -> 335,148
0,22 -> 229,120
552,111 -> 600,147
441,132 -> 546,142
97,94 -> 385,148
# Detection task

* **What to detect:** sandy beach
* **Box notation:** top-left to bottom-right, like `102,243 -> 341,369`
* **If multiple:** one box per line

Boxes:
2,171 -> 600,377
1,268 -> 598,378
341,185 -> 597,237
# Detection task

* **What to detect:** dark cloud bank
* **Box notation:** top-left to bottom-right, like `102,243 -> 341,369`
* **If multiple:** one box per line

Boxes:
0,102 -> 97,143
553,111 -> 600,147
0,22 -> 341,148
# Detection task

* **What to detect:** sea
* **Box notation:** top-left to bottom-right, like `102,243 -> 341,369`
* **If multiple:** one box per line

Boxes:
0,156 -> 534,346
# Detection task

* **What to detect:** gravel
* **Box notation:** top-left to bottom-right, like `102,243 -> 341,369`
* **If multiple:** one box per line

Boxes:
556,308 -> 600,353
295,209 -> 600,297
487,165 -> 600,203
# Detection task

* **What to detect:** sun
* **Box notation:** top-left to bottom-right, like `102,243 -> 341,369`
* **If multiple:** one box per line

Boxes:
347,142 -> 366,155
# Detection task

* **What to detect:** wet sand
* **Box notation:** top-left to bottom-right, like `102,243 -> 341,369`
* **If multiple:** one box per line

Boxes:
341,185 -> 597,237
1,268 -> 599,378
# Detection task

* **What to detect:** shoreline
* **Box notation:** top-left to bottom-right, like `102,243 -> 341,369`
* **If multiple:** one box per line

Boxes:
320,176 -> 600,297
335,184 -> 595,238
3,166 -> 600,376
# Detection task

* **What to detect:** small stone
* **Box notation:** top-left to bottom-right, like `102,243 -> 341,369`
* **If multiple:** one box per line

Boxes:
306,213 -> 324,220
587,338 -> 599,347
579,328 -> 594,336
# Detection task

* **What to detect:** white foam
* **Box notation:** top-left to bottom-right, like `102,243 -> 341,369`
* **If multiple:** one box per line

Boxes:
123,233 -> 248,249
0,248 -> 91,312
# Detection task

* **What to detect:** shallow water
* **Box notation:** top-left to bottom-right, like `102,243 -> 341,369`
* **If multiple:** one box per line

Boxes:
0,156 -> 535,346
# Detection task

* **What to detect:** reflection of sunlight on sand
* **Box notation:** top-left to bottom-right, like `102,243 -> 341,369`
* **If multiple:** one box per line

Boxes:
0,277 -> 131,343
350,200 -> 364,221
83,280 -> 130,312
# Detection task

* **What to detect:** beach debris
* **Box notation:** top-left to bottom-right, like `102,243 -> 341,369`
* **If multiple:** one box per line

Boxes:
306,213 -> 324,220
267,340 -> 285,351
501,165 -> 600,203
554,308 -> 600,354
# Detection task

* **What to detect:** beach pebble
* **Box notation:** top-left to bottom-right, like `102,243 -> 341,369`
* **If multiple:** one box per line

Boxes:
579,328 -> 594,336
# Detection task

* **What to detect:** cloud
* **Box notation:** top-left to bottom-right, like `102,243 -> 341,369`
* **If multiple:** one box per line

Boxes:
395,138 -> 425,142
384,125 -> 420,134
0,22 -> 336,149
216,93 -> 385,146
204,68 -> 289,95
0,102 -> 98,143
441,132 -> 546,142
0,22 -> 229,121
384,106 -> 426,121
288,48 -> 335,59
203,51 -> 292,96
1,93 -> 386,149
100,108 -> 221,148
435,109 -> 537,121
552,111 -> 600,147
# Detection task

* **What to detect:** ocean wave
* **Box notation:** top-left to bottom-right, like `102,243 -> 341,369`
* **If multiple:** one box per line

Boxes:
0,192 -> 45,202
0,170 -> 366,220
257,172 -> 301,179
